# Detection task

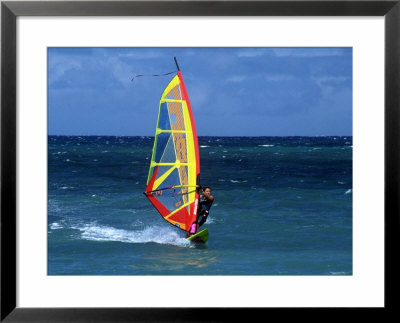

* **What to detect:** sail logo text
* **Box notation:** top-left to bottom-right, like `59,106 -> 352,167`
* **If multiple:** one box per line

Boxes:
194,198 -> 198,215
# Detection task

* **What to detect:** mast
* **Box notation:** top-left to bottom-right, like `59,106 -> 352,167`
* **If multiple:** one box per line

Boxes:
174,57 -> 180,71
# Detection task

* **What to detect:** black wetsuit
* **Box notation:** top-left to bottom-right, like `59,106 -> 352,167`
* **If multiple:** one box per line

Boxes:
197,197 -> 213,227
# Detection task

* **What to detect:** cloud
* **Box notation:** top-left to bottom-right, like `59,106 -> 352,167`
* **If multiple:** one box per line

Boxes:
310,76 -> 351,96
116,51 -> 163,59
225,74 -> 295,84
312,76 -> 350,86
226,75 -> 247,83
237,49 -> 269,57
48,54 -> 83,85
104,56 -> 136,87
272,48 -> 349,58
265,74 -> 295,82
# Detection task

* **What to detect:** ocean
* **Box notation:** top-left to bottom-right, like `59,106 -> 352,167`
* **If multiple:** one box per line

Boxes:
48,136 -> 352,275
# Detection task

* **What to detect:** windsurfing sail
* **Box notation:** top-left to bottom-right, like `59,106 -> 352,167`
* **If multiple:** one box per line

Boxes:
144,58 -> 200,232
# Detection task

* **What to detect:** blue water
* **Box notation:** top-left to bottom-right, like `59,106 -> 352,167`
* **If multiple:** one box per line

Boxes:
48,136 -> 352,275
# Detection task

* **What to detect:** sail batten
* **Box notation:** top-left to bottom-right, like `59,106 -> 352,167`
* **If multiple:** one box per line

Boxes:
145,68 -> 200,232
156,129 -> 189,134
161,99 -> 185,103
150,163 -> 192,169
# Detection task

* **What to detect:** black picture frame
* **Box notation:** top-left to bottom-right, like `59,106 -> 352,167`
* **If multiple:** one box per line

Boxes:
1,0 -> 399,321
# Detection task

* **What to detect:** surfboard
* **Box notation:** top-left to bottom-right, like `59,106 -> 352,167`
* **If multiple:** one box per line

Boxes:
187,228 -> 209,243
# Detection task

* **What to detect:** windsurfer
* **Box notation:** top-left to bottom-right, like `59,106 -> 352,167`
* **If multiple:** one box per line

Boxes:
187,186 -> 214,237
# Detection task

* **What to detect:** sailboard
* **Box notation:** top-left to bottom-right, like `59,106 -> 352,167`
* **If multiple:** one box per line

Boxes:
187,228 -> 209,244
144,58 -> 202,237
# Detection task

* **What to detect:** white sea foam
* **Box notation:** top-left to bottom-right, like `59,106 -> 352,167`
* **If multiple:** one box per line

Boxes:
60,186 -> 73,190
230,179 -> 247,183
258,144 -> 274,147
77,224 -> 191,247
329,271 -> 350,275
345,189 -> 352,194
50,222 -> 63,230
205,216 -> 215,224
200,145 -> 210,148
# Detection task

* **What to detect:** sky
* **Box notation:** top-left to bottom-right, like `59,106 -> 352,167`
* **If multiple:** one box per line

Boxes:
48,47 -> 352,136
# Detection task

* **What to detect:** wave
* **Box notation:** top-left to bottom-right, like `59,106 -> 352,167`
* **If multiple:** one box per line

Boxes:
73,224 -> 192,247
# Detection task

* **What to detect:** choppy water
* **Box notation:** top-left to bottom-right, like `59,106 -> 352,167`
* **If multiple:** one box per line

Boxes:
48,136 -> 352,275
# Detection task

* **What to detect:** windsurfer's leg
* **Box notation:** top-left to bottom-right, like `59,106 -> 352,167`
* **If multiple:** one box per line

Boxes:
187,221 -> 198,237
198,211 -> 208,227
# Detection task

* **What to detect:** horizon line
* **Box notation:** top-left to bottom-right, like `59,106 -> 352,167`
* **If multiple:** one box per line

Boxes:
48,134 -> 353,138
